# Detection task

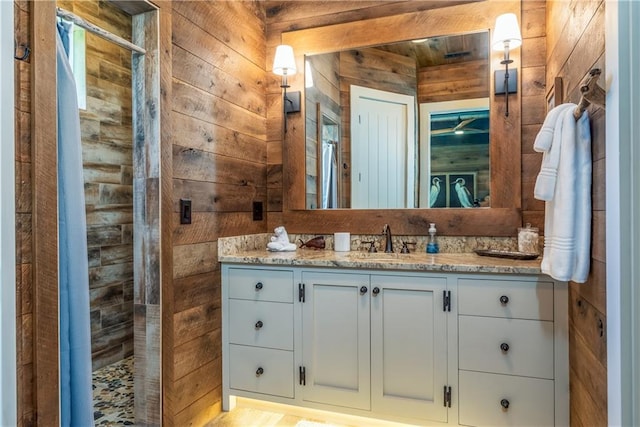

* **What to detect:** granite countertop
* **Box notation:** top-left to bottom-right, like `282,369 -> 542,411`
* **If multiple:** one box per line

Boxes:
218,249 -> 543,275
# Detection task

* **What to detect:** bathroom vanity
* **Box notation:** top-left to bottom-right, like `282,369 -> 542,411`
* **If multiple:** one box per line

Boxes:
220,248 -> 568,427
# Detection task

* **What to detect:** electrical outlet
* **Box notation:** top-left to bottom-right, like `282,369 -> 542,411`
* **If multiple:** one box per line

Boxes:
180,199 -> 192,224
252,201 -> 263,221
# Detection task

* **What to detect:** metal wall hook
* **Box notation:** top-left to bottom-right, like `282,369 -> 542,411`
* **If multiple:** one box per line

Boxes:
14,41 -> 31,61
573,68 -> 605,120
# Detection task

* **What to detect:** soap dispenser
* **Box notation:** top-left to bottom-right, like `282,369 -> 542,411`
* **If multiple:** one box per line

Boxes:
427,223 -> 439,254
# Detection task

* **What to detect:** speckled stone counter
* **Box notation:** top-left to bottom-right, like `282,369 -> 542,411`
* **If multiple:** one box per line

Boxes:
218,234 -> 542,275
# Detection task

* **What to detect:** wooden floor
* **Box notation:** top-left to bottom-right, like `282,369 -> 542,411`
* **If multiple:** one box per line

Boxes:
206,399 -> 415,427
207,406 -> 350,427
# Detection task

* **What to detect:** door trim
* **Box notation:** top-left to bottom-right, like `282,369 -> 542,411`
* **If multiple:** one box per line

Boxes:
1,1 -> 17,424
606,1 -> 640,425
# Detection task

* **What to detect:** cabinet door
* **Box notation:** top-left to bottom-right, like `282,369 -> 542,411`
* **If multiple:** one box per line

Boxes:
301,271 -> 371,410
370,275 -> 448,423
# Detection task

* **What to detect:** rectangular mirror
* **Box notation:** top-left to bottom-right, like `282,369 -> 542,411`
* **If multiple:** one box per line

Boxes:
280,0 -> 522,236
304,31 -> 490,209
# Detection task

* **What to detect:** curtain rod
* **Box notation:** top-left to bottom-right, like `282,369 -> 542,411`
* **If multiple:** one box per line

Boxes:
56,7 -> 146,55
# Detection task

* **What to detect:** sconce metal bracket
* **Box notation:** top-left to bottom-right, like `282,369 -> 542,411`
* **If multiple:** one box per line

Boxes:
494,69 -> 518,94
284,90 -> 301,114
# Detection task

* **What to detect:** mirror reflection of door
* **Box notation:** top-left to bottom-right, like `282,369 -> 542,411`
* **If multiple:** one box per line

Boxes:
420,98 -> 490,208
351,85 -> 416,209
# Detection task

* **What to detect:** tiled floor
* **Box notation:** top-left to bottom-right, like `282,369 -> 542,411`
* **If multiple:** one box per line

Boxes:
92,356 -> 134,425
90,358 -> 399,427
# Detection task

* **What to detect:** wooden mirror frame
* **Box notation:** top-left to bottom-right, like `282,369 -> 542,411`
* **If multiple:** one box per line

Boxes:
280,0 -> 522,236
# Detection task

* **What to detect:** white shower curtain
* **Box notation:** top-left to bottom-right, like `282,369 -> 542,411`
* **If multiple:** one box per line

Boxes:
57,22 -> 94,427
321,141 -> 338,209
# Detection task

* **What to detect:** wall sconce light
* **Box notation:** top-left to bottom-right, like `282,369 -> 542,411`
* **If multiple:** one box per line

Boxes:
492,13 -> 522,117
273,44 -> 301,132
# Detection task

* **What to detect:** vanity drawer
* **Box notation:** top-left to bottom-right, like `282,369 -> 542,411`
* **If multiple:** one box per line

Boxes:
229,344 -> 294,398
459,315 -> 554,379
229,300 -> 294,350
459,370 -> 554,427
458,279 -> 554,320
228,268 -> 294,303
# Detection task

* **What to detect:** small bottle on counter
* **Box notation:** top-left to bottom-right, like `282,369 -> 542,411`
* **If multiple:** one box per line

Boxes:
427,223 -> 439,254
518,223 -> 539,254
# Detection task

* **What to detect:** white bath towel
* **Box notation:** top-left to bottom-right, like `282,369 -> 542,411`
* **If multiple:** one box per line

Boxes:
534,104 -> 592,283
533,104 -> 575,201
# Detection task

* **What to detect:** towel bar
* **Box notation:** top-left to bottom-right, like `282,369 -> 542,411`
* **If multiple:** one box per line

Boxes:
574,68 -> 605,120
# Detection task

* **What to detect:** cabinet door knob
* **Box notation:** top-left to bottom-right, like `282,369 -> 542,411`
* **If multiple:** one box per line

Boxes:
360,286 -> 368,294
500,342 -> 510,352
255,282 -> 263,291
501,399 -> 510,409
372,287 -> 380,296
256,367 -> 264,377
499,295 -> 509,305
255,320 -> 263,329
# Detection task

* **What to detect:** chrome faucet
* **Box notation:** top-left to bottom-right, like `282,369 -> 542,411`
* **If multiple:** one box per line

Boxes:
382,224 -> 394,253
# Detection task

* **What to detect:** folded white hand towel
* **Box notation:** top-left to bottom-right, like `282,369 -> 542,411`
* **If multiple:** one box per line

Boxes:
534,104 -> 575,201
533,104 -> 574,153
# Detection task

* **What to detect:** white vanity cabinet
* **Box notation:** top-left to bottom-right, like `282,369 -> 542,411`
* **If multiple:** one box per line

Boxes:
457,276 -> 567,427
224,267 -> 296,400
300,271 -> 371,410
369,274 -> 449,422
221,263 -> 568,427
300,272 -> 449,423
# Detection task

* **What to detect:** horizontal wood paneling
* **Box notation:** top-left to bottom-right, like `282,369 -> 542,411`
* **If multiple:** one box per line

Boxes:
170,2 -> 267,423
519,1 -> 546,234
546,1 -> 607,424
418,60 -> 489,103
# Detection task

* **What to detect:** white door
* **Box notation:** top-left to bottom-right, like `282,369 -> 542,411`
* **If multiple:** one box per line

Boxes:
351,85 -> 415,208
301,272 -> 371,410
370,275 -> 448,422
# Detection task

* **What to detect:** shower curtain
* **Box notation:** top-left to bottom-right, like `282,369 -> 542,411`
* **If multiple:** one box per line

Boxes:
57,22 -> 94,427
321,141 -> 338,208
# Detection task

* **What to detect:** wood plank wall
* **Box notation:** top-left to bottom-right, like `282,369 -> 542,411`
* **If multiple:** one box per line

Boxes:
418,59 -> 489,104
169,2 -> 267,424
14,0 -> 34,424
56,0 -> 136,371
520,1 -> 547,231
546,1 -> 607,425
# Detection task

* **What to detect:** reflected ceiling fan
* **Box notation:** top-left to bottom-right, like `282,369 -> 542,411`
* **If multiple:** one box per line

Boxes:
431,116 -> 485,137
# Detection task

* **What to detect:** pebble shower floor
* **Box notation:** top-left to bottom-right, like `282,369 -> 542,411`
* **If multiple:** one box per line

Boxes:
92,356 -> 134,425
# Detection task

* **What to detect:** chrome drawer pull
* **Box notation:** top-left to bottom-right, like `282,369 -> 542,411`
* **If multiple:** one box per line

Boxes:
501,399 -> 510,409
372,287 -> 380,296
499,295 -> 509,305
255,282 -> 263,291
360,286 -> 368,295
255,320 -> 263,329
500,342 -> 510,353
256,367 -> 264,377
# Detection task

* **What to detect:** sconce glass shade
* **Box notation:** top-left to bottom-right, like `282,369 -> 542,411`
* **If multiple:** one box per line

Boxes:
273,44 -> 297,76
492,13 -> 522,51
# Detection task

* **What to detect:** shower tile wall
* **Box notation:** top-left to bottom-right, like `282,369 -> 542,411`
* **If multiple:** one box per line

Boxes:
58,0 -> 135,371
